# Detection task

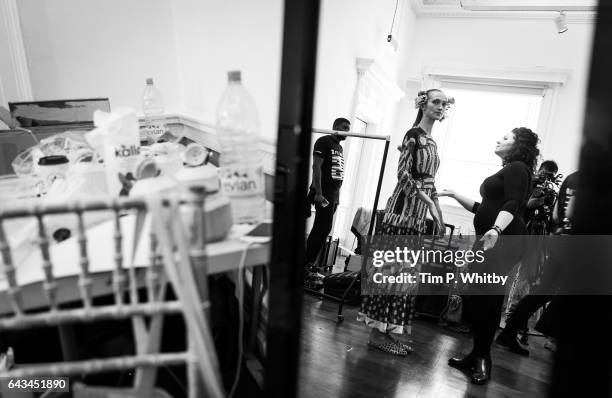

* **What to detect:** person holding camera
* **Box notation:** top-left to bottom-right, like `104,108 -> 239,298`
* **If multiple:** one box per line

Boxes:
496,171 -> 579,356
526,160 -> 561,234
304,118 -> 350,284
504,160 -> 561,343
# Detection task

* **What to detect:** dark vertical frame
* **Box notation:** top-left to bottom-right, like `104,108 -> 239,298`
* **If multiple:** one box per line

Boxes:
552,3 -> 612,397
264,0 -> 320,397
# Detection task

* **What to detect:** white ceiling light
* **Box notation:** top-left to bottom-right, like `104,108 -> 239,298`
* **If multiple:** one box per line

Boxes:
555,11 -> 569,33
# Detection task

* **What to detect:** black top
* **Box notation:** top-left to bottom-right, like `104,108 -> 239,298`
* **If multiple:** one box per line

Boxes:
312,135 -> 344,204
472,161 -> 532,236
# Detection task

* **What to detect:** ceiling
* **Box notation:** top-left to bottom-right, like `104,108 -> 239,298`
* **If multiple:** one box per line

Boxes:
422,0 -> 595,7
412,0 -> 597,20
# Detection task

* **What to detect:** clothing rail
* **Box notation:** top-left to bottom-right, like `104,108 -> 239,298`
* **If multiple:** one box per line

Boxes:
308,127 -> 391,321
312,127 -> 390,141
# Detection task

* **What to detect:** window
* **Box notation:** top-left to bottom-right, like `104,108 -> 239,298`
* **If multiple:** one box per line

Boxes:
434,83 -> 543,206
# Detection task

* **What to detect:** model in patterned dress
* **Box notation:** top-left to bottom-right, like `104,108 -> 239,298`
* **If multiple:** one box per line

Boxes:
358,89 -> 454,356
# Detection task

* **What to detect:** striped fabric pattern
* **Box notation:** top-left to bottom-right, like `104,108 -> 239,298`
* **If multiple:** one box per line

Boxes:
382,127 -> 440,232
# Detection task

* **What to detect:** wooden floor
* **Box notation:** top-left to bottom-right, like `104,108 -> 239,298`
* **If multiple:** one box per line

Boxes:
297,295 -> 553,398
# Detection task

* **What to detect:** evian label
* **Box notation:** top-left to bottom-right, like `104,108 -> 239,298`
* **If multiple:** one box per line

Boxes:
141,119 -> 166,141
219,165 -> 264,197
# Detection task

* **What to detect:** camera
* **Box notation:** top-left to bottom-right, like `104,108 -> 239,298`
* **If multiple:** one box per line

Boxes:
527,172 -> 562,234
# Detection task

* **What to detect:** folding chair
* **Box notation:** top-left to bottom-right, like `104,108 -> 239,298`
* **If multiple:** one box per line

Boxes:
0,193 -> 224,398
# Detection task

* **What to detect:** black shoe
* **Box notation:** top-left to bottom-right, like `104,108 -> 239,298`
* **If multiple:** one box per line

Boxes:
496,330 -> 530,356
448,353 -> 475,372
470,357 -> 491,385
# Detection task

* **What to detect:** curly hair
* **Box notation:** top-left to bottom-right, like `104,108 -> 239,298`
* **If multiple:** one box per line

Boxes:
502,127 -> 540,172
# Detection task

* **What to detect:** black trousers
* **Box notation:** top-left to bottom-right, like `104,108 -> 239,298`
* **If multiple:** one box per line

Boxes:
305,202 -> 338,264
466,236 -> 526,358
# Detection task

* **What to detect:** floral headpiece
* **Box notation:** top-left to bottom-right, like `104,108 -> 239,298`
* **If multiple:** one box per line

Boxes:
414,90 -> 455,111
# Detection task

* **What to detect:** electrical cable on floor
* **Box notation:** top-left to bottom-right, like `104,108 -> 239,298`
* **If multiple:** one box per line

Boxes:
228,240 -> 254,398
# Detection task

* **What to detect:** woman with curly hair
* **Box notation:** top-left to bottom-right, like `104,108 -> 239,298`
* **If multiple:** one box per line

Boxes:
357,89 -> 453,356
439,127 -> 539,385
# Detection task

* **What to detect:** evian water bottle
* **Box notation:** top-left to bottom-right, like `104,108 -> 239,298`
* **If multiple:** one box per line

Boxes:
216,70 -> 265,224
142,78 -> 166,143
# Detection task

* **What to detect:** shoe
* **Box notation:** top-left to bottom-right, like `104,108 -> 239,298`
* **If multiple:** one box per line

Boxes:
311,271 -> 325,280
470,357 -> 491,385
448,353 -> 475,372
496,330 -> 529,356
368,340 -> 409,356
304,269 -> 323,288
389,338 -> 414,353
304,262 -> 317,272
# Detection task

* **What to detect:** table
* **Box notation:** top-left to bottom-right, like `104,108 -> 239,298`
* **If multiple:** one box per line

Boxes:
0,213 -> 270,315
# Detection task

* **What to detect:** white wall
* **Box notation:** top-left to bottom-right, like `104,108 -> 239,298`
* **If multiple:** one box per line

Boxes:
171,0 -> 284,143
17,0 -> 181,112
314,0 -> 416,129
404,17 -> 594,176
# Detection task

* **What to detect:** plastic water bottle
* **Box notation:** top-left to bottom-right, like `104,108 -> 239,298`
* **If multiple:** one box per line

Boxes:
142,78 -> 166,143
216,70 -> 265,224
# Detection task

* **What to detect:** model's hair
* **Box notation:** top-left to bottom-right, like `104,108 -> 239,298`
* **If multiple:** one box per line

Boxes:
540,160 -> 559,174
333,118 -> 350,130
503,127 -> 540,171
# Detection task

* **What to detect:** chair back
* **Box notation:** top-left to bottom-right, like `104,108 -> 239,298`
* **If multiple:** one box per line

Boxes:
0,193 -> 224,398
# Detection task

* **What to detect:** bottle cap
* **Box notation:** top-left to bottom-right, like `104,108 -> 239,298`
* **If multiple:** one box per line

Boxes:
182,143 -> 208,166
146,77 -> 154,85
38,155 -> 69,166
227,71 -> 241,82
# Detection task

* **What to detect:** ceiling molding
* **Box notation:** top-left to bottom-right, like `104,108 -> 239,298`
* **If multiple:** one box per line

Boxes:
355,58 -> 375,75
410,0 -> 596,22
422,64 -> 571,87
460,0 -> 596,12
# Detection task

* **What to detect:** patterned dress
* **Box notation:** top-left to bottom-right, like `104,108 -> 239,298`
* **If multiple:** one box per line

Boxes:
357,126 -> 440,335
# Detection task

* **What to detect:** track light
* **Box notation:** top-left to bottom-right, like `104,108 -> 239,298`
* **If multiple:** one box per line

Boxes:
387,34 -> 398,52
554,11 -> 568,34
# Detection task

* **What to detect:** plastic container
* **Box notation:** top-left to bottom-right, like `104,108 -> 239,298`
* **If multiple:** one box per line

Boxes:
94,109 -> 142,197
216,70 -> 265,224
142,78 -> 167,143
36,155 -> 70,193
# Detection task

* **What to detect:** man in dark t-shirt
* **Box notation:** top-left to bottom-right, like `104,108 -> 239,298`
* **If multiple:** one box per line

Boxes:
304,118 -> 350,276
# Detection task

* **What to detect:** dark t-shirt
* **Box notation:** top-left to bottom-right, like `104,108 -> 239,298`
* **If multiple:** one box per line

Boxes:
312,135 -> 344,204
